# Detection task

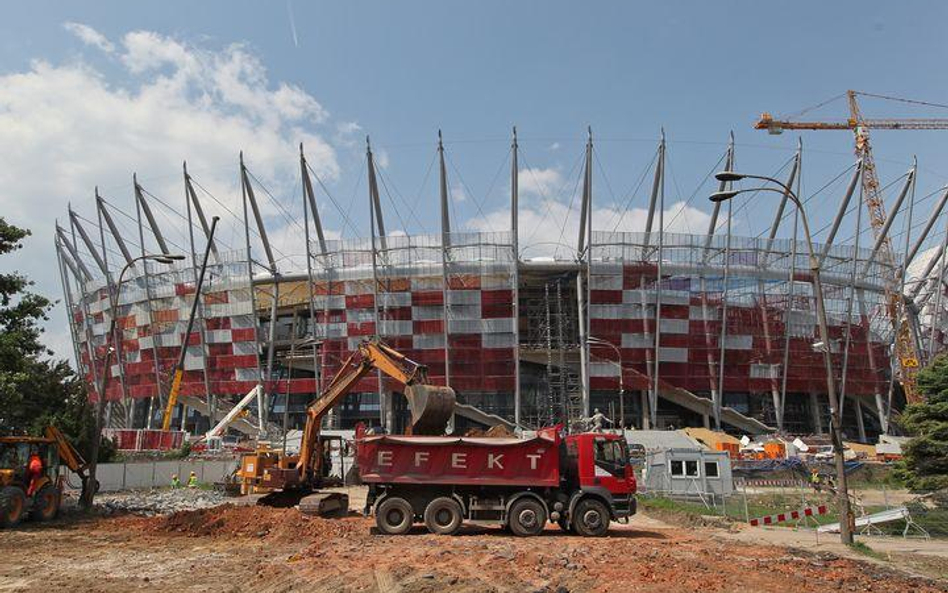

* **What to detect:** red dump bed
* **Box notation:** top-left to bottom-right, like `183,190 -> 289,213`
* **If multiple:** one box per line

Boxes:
357,427 -> 561,487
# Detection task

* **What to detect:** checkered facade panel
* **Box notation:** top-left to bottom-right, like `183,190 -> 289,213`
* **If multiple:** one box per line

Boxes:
312,233 -> 518,400
587,261 -> 888,396
72,256 -> 263,402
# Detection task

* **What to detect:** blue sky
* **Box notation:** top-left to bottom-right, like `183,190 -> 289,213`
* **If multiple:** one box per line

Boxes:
2,1 -> 947,359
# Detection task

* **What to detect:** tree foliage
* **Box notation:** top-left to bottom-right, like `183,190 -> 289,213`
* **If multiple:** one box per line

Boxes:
895,353 -> 948,491
0,217 -> 113,461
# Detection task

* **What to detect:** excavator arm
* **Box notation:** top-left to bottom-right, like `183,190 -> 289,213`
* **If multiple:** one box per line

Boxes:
296,339 -> 455,481
44,426 -> 93,498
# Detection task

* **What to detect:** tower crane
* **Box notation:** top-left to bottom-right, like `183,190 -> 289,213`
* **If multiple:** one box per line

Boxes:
755,90 -> 948,404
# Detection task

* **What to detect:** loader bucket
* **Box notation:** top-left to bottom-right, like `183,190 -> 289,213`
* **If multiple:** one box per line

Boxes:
404,384 -> 456,435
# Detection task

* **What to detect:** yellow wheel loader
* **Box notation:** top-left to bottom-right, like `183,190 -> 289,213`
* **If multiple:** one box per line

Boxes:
0,427 -> 92,528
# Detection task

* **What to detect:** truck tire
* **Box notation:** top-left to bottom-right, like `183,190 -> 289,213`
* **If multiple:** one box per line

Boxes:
424,497 -> 463,535
0,487 -> 26,528
30,483 -> 60,522
375,497 -> 414,535
572,498 -> 609,537
507,497 -> 547,537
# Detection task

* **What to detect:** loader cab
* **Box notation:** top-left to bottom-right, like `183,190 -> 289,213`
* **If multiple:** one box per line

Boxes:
0,437 -> 64,528
0,440 -> 59,485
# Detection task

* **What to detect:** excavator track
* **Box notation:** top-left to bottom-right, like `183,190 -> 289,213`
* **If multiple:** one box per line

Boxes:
298,492 -> 349,517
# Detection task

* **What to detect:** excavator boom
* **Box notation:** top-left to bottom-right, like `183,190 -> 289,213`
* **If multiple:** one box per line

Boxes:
244,338 -> 455,493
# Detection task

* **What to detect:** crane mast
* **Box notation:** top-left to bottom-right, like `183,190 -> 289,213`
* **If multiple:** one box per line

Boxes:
754,90 -> 948,403
845,91 -> 920,403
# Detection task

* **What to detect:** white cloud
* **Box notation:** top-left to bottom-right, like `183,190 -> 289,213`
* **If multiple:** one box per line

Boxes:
63,22 -> 115,53
518,167 -> 565,199
549,142 -> 560,151
0,23 -> 346,361
467,165 -> 715,256
465,195 -> 714,259
334,121 -> 363,147
450,183 -> 468,203
375,148 -> 390,169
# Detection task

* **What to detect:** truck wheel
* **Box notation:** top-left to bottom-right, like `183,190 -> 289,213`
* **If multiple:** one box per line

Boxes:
0,487 -> 27,528
572,498 -> 610,537
508,498 -> 547,537
30,484 -> 60,522
424,497 -> 463,535
375,497 -> 414,535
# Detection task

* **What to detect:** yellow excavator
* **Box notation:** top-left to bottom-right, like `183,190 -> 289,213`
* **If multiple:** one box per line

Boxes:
0,426 -> 93,528
238,338 -> 455,514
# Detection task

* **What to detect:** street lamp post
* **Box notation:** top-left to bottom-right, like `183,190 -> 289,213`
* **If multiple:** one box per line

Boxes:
81,253 -> 184,510
711,171 -> 854,545
588,336 -> 624,429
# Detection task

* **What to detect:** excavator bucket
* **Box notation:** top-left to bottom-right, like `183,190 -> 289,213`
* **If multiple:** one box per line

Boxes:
404,385 -> 456,435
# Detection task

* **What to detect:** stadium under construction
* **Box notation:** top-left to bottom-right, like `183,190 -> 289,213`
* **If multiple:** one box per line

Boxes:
54,130 -> 948,444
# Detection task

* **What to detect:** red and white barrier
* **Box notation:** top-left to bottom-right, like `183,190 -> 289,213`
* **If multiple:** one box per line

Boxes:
738,479 -> 806,488
104,428 -> 185,451
749,504 -> 828,526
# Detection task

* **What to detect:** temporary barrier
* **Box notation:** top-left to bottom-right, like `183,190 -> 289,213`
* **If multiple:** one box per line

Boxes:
749,504 -> 828,526
104,429 -> 185,451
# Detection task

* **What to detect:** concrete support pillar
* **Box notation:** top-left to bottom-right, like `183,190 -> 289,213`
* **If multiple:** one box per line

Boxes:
855,400 -> 867,443
809,392 -> 823,435
640,390 -> 650,430
874,390 -> 889,435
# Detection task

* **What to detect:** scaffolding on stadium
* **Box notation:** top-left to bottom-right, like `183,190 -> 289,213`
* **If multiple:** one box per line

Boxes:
53,129 -> 948,442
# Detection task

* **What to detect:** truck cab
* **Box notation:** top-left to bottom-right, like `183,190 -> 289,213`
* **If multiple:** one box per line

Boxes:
561,432 -> 637,531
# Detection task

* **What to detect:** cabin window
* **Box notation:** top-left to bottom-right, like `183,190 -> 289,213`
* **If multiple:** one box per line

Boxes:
704,461 -> 719,478
670,459 -> 699,478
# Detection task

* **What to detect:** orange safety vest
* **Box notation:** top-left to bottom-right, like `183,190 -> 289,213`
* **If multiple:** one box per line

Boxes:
27,455 -> 44,496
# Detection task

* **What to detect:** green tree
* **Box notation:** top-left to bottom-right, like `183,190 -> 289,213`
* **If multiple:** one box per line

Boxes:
0,217 -> 113,461
896,353 -> 948,491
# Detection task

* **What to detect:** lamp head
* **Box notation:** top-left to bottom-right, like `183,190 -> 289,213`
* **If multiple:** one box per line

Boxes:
709,190 -> 740,203
155,254 -> 186,264
714,171 -> 745,182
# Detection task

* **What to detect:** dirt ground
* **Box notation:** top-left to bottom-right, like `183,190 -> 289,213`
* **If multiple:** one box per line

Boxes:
0,500 -> 945,593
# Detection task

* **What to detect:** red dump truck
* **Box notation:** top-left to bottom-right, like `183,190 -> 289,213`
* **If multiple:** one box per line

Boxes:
357,426 -> 636,537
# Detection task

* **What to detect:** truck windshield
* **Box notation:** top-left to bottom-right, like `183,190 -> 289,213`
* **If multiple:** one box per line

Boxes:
594,440 -> 626,467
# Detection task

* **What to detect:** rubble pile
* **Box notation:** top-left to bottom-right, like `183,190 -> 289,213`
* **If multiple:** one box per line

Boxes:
104,504 -> 362,540
97,488 -> 227,516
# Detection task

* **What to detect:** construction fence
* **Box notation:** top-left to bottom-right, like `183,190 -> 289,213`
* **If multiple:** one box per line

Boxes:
637,480 -> 948,540
63,458 -> 240,493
